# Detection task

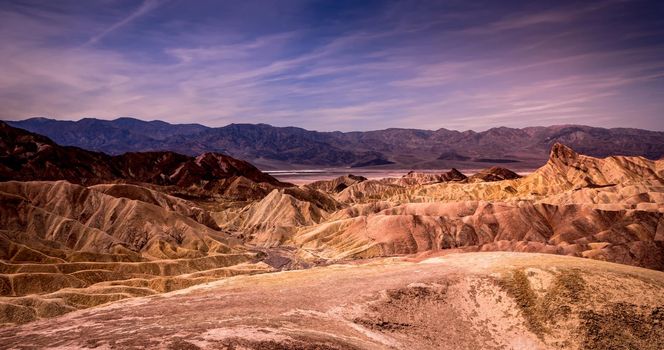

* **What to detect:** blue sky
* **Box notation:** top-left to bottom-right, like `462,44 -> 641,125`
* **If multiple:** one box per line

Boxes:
0,0 -> 663,131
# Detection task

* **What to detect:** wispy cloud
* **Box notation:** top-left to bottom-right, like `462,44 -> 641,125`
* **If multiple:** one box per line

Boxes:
86,0 -> 163,45
0,0 -> 662,131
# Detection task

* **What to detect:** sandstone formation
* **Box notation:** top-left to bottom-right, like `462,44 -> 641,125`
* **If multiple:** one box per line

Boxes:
0,180 -> 273,325
230,143 -> 664,271
1,122 -> 663,342
306,174 -> 367,193
467,166 -> 521,182
381,168 -> 467,186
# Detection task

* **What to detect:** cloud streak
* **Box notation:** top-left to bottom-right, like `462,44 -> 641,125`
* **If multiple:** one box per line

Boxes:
86,0 -> 163,45
0,0 -> 662,131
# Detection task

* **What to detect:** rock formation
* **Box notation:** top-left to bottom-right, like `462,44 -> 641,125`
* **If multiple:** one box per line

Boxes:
1,122 -> 663,339
0,121 -> 292,200
2,253 -> 663,349
467,166 -> 521,182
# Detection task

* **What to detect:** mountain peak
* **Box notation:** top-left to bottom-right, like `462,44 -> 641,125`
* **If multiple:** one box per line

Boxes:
549,143 -> 579,164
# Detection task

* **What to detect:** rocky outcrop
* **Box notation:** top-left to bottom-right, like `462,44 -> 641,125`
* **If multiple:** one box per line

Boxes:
0,180 -> 271,324
289,200 -> 664,270
0,122 -> 291,200
0,181 -> 239,261
384,168 -> 468,186
2,135 -> 664,329
306,174 -> 367,193
255,144 -> 664,270
468,167 -> 521,182
89,183 -> 219,229
2,253 -> 664,349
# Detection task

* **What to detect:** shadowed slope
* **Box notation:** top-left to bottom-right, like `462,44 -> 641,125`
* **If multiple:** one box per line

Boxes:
10,118 -> 664,168
0,122 -> 291,200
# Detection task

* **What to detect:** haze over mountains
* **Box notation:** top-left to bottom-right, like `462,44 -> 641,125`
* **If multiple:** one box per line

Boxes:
8,117 -> 664,170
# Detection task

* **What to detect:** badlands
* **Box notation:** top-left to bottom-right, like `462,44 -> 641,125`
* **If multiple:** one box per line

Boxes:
0,121 -> 663,349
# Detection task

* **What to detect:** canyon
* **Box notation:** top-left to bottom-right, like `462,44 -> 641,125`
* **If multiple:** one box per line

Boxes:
0,121 -> 663,349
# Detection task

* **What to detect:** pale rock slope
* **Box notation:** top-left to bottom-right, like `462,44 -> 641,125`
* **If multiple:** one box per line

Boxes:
0,180 -> 270,325
1,253 -> 662,350
89,183 -> 219,229
238,144 -> 664,270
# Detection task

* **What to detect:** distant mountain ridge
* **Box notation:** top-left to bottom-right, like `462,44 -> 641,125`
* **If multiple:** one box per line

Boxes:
7,117 -> 664,169
6,117 -> 208,155
0,121 -> 290,200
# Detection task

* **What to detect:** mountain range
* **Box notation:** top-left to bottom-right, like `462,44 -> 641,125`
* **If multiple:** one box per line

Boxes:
1,121 -> 663,348
7,117 -> 664,169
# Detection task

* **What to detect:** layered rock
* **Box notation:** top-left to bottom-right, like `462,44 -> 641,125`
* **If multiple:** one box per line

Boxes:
89,183 -> 219,229
0,181 -> 240,261
0,180 -> 272,324
306,174 -> 367,193
2,131 -> 664,329
382,168 -> 467,186
2,253 -> 664,349
288,200 -> 664,269
234,143 -> 664,270
468,166 -> 521,182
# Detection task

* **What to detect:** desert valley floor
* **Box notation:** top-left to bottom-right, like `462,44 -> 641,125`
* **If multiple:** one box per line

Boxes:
0,121 -> 663,349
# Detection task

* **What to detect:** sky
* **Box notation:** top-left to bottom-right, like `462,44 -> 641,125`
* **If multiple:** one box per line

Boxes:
0,0 -> 663,131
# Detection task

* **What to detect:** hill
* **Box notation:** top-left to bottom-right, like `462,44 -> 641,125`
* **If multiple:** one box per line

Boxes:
0,121 -> 291,200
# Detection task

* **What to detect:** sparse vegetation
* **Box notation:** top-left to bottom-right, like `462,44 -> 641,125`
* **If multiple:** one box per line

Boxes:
499,269 -> 588,338
500,268 -> 664,349
540,269 -> 586,321
498,269 -> 545,336
580,303 -> 664,350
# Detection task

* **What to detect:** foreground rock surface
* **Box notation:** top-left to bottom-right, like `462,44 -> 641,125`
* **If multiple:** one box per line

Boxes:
1,252 -> 662,350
